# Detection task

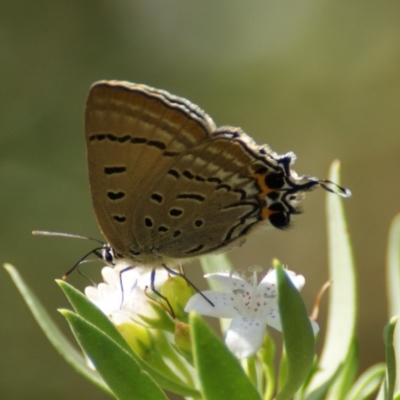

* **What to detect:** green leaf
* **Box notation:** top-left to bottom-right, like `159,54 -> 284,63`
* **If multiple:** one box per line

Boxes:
345,363 -> 385,400
304,366 -> 343,400
387,214 -> 400,318
242,356 -> 258,389
307,161 -> 357,396
61,309 -> 168,400
258,333 -> 276,400
3,264 -> 111,395
383,317 -> 398,400
386,214 -> 400,394
326,339 -> 358,399
58,280 -> 200,398
275,266 -> 315,400
190,312 -> 262,400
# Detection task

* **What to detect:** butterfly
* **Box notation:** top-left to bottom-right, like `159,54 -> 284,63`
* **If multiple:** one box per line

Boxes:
84,80 -> 350,272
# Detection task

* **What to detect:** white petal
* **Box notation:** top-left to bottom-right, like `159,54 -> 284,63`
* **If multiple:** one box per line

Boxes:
110,310 -> 132,325
85,284 -> 117,315
265,306 -> 282,332
259,269 -> 305,291
259,269 -> 276,285
99,283 -> 123,312
101,266 -> 119,286
205,273 -> 252,292
185,291 -> 239,318
85,286 -> 101,303
123,287 -> 157,318
290,274 -> 305,291
225,317 -> 267,359
311,320 -> 320,335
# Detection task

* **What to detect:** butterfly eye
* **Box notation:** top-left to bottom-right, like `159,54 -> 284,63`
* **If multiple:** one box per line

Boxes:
102,246 -> 115,263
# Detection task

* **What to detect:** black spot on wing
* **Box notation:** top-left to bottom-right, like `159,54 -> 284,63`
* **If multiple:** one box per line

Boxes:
168,169 -> 180,179
107,191 -> 125,200
147,140 -> 166,150
169,208 -> 183,217
207,177 -> 222,184
144,217 -> 154,227
151,193 -> 163,203
269,213 -> 290,229
182,170 -> 195,179
104,166 -> 126,175
194,219 -> 204,227
176,193 -> 205,202
131,137 -> 147,144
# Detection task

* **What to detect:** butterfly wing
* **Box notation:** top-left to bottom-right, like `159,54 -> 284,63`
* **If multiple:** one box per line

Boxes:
134,126 -> 316,260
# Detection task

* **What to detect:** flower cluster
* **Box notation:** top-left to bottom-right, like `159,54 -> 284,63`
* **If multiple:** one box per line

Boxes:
85,263 -> 317,359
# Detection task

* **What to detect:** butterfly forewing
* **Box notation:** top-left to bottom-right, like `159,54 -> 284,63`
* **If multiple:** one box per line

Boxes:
85,81 -> 216,260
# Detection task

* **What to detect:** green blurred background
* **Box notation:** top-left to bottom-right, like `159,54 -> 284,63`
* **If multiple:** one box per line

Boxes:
1,1 -> 400,398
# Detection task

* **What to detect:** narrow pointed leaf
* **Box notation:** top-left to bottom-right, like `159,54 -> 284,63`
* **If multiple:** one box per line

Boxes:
61,310 -> 168,400
3,264 -> 111,395
307,161 -> 357,394
386,214 -> 400,394
190,313 -> 261,400
326,339 -> 358,399
275,266 -> 315,400
258,333 -> 276,400
304,367 -> 343,400
346,363 -> 385,400
387,214 -> 400,317
383,317 -> 397,400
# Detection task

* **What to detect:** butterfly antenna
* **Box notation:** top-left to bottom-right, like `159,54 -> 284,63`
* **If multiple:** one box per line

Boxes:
32,230 -> 109,279
61,246 -> 106,279
317,180 -> 352,198
32,230 -> 105,245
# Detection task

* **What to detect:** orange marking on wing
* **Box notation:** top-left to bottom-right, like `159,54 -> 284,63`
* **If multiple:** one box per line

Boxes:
250,172 -> 276,220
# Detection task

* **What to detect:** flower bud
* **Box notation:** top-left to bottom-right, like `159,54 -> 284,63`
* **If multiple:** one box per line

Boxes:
161,275 -> 195,321
115,320 -> 154,358
174,320 -> 193,362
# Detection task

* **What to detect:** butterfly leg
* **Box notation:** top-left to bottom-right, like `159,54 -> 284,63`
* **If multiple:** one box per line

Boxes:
149,268 -> 176,318
118,265 -> 137,308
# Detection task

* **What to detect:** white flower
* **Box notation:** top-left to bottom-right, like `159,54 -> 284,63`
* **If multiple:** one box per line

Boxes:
185,267 -> 318,359
85,264 -> 169,325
